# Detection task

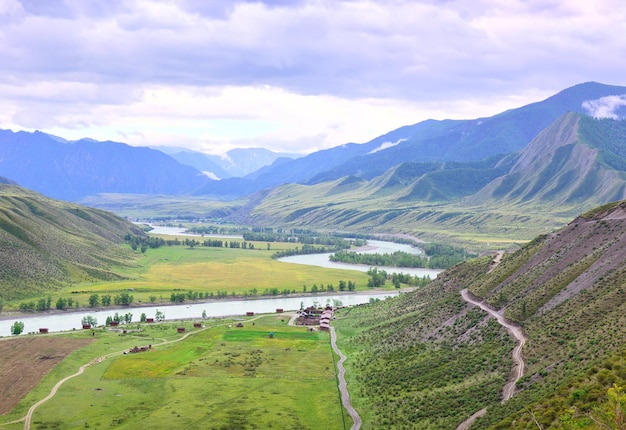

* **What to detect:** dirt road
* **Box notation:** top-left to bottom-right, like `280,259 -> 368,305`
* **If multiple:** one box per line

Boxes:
456,289 -> 527,430
330,327 -> 361,430
461,289 -> 526,401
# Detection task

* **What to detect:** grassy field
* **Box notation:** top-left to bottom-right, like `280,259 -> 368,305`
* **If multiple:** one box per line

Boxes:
3,238 -> 372,312
0,315 -> 346,429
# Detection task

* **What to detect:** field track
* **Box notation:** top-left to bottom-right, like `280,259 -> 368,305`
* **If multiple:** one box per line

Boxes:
330,326 -> 361,430
1,315 -> 268,430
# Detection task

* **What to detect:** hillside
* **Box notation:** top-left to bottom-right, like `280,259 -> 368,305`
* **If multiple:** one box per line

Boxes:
333,200 -> 626,428
0,184 -> 145,300
469,113 -> 626,210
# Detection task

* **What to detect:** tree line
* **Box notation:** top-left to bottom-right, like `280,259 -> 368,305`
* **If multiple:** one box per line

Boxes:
125,234 -> 257,252
366,268 -> 432,289
330,244 -> 474,270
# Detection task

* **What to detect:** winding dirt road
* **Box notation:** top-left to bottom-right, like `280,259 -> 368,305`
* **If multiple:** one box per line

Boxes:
461,289 -> 526,401
330,327 -> 361,430
456,289 -> 527,430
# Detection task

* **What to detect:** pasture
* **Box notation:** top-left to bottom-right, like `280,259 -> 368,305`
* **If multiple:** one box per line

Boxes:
0,315 -> 346,429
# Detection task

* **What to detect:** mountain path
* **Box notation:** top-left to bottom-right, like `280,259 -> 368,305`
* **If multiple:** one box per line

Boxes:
456,289 -> 527,430
330,327 -> 361,430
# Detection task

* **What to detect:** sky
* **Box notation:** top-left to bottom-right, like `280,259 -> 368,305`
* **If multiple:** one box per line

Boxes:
0,0 -> 625,155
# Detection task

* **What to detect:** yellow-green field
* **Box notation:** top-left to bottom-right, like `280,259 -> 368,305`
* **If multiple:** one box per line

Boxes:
5,238 -> 373,311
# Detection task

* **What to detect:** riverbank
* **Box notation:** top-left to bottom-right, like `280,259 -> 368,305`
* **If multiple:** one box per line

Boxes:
0,288 -> 407,323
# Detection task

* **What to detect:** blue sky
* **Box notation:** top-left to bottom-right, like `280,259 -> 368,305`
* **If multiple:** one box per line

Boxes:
0,0 -> 625,154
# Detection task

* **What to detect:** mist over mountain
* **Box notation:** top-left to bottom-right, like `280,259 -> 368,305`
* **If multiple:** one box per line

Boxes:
155,146 -> 301,179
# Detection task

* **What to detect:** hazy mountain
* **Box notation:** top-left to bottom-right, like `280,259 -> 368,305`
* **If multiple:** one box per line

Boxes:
1,81 -> 624,207
216,147 -> 301,177
196,82 -> 626,198
335,199 -> 626,428
156,146 -> 300,179
0,183 -> 144,300
165,149 -> 231,179
0,130 -> 208,200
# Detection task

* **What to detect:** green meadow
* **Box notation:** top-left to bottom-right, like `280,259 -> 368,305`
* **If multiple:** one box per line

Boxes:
6,238 -> 372,311
2,315 -> 346,429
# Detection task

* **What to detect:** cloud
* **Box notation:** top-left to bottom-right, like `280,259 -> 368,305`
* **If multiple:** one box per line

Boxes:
582,95 -> 626,119
0,0 -> 625,154
369,138 -> 408,154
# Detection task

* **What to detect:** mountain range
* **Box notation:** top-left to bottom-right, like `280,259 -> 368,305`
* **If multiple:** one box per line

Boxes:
1,81 -> 626,242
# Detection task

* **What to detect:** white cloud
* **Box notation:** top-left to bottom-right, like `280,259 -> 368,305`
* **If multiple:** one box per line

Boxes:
582,95 -> 626,119
369,138 -> 408,154
0,0 -> 624,154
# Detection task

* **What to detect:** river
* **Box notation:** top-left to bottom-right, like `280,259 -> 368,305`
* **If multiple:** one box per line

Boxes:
278,240 -> 442,278
1,229 -> 440,336
0,293 -> 397,336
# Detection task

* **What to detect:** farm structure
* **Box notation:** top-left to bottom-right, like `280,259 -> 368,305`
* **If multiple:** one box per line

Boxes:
126,345 -> 152,354
295,306 -> 335,331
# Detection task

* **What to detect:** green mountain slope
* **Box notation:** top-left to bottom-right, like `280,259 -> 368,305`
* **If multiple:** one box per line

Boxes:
223,113 -> 626,247
334,201 -> 626,428
470,113 -> 626,210
0,184 -> 144,300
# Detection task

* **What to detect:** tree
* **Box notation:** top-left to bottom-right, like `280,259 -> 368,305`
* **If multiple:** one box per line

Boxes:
11,321 -> 24,335
88,294 -> 99,308
155,310 -> 165,322
339,280 -> 346,291
590,384 -> 626,429
56,297 -> 67,310
140,313 -> 147,323
81,315 -> 97,327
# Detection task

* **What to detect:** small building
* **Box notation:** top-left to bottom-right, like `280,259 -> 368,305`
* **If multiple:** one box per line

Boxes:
177,327 -> 186,333
276,308 -> 284,313
82,324 -> 91,329
193,322 -> 202,328
110,321 -> 119,327
39,328 -> 49,334
128,345 -> 152,354
146,318 -> 155,323
246,311 -> 254,316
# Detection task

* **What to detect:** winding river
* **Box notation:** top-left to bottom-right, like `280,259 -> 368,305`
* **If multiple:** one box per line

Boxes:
0,228 -> 440,336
